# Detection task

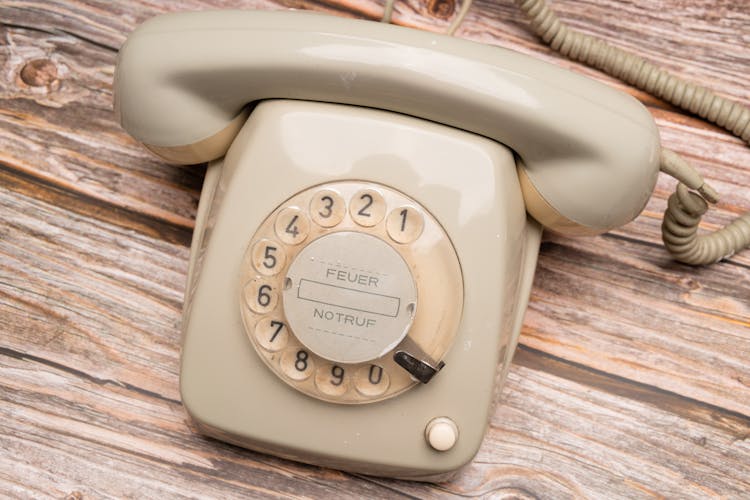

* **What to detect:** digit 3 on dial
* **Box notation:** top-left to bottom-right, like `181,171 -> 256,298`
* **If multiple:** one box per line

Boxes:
239,181 -> 463,404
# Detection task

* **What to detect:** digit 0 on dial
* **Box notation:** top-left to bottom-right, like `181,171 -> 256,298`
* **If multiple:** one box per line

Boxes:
238,181 -> 463,404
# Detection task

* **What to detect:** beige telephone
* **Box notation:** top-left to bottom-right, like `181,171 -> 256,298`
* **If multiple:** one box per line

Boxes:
114,8 -> 748,481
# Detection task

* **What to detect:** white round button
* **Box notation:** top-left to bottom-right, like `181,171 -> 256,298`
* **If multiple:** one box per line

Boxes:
425,417 -> 458,451
282,231 -> 417,364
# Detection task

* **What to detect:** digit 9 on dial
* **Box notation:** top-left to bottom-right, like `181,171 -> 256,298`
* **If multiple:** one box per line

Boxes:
238,181 -> 463,404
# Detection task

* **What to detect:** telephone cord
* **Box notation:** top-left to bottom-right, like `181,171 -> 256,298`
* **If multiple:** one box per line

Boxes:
382,0 -> 473,35
513,0 -> 750,265
381,0 -> 395,23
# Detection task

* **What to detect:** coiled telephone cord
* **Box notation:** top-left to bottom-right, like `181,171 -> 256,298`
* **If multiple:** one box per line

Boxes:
383,0 -> 750,265
514,0 -> 750,265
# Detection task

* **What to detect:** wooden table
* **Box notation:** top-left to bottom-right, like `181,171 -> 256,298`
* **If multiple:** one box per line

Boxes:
2,1 -> 748,497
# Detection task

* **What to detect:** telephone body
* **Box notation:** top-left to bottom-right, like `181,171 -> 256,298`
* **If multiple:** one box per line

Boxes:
115,10 -> 659,480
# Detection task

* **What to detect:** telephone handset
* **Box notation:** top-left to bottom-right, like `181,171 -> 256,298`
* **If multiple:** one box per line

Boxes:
114,10 -> 661,235
114,9 -> 746,480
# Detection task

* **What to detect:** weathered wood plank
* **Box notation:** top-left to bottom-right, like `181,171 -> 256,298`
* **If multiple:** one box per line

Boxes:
0,355 -> 420,499
1,188 -> 186,400
3,345 -> 748,498
526,233 -> 750,413
1,0 -> 749,497
454,0 -> 749,102
0,25 -> 203,237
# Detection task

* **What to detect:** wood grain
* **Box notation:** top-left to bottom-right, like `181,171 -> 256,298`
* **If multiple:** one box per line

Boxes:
1,0 -> 749,497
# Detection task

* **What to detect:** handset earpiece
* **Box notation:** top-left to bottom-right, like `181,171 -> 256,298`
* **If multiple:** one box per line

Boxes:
114,9 -> 661,235
139,109 -> 249,164
516,161 -> 610,237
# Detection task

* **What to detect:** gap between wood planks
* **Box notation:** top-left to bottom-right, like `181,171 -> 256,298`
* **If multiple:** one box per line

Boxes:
514,346 -> 750,438
0,346 -> 180,406
0,160 -> 196,246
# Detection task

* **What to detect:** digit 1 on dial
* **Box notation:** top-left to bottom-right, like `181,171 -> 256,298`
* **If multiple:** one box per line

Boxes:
386,206 -> 424,244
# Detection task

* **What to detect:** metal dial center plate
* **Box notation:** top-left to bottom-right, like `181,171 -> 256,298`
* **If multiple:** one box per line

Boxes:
283,231 -> 417,364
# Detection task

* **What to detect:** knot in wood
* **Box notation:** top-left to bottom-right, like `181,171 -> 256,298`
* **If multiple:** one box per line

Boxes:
427,0 -> 455,19
20,59 -> 58,87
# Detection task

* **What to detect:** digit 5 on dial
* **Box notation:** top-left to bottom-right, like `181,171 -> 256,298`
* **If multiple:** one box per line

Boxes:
115,11 -> 659,480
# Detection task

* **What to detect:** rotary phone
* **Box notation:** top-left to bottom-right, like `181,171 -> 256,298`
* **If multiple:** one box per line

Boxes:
114,7 -> 748,481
